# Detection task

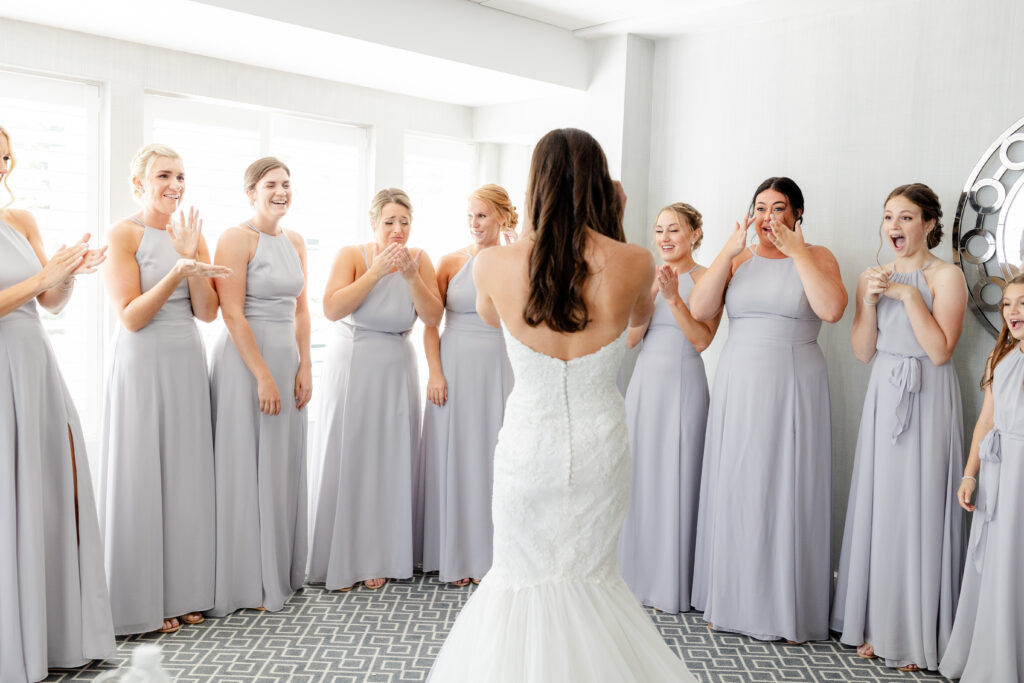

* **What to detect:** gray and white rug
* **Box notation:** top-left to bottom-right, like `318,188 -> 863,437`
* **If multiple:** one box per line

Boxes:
46,574 -> 944,682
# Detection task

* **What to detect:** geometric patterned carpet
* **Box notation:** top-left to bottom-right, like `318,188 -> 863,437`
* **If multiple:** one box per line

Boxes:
45,574 -> 948,682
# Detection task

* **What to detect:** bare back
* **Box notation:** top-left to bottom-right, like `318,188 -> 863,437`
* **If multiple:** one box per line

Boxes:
474,228 -> 655,361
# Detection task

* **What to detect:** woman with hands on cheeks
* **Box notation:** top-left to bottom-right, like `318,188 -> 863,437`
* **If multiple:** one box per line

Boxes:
618,202 -> 720,615
689,177 -> 846,643
98,144 -> 228,636
939,273 -> 1024,681
309,188 -> 442,592
832,184 -> 966,672
416,184 -> 517,587
0,124 -> 114,683
208,157 -> 312,617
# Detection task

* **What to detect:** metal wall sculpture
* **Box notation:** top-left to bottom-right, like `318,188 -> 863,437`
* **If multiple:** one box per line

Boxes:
954,116 -> 1024,337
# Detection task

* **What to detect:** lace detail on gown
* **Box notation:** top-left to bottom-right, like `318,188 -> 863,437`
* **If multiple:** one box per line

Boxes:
428,325 -> 693,682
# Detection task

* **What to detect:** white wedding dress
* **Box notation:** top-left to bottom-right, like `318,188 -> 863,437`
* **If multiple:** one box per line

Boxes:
429,325 -> 695,682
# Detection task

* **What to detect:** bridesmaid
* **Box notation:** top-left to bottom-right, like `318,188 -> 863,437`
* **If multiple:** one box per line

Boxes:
689,177 -> 846,642
0,124 -> 114,682
940,273 -> 1024,681
832,184 -> 966,671
617,202 -> 720,614
309,188 -> 442,591
100,143 -> 228,635
209,157 -> 312,616
416,184 -> 517,586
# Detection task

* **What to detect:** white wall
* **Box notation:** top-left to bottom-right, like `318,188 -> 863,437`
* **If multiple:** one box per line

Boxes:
647,0 -> 1024,563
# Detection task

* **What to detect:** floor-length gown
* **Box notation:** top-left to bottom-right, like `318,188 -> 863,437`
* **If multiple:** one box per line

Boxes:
940,348 -> 1024,681
618,266 -> 708,614
692,248 -> 832,642
308,247 -> 420,588
428,324 -> 695,682
416,251 -> 513,582
831,262 -> 963,669
98,219 -> 215,634
0,218 -> 115,682
208,227 -> 307,616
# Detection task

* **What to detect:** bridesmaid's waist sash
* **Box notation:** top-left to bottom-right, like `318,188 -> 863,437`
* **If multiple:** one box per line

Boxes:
969,427 -> 1024,571
337,320 -> 411,339
443,311 -> 500,335
727,316 -> 820,345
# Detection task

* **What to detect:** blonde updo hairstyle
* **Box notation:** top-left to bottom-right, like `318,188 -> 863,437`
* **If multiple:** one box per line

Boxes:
244,156 -> 290,194
470,184 -> 519,231
0,125 -> 15,208
130,143 -> 182,204
658,202 -> 703,250
369,188 -> 413,225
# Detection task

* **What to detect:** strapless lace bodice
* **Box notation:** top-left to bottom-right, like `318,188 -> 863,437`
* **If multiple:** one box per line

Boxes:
488,326 -> 630,588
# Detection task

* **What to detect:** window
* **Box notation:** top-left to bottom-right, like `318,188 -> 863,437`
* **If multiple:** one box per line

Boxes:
403,133 -> 477,260
0,70 -> 103,451
145,94 -> 369,423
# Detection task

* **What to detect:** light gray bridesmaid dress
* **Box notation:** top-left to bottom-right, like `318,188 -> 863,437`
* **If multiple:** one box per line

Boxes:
617,266 -> 708,614
940,346 -> 1024,681
0,217 -> 114,682
98,218 -> 216,634
208,226 -> 307,616
692,248 -> 832,642
831,261 -> 963,670
308,246 -> 420,589
416,250 -> 513,582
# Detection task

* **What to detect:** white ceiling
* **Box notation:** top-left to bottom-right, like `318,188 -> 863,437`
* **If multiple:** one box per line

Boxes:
0,0 -> 901,107
468,0 -> 900,37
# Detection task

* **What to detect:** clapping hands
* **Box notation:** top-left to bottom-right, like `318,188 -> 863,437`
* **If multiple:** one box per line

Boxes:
168,207 -> 203,259
38,233 -> 107,290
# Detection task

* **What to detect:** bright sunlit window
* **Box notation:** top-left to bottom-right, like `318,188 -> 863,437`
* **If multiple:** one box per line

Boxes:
0,70 -> 103,452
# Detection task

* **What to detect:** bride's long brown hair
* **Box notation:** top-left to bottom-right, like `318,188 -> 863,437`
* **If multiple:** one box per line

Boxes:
523,128 -> 624,333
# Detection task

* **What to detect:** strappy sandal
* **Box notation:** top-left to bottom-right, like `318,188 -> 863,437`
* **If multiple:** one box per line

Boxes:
364,578 -> 387,590
181,612 -> 205,625
156,618 -> 181,634
451,578 -> 471,587
857,643 -> 877,659
898,664 -> 921,672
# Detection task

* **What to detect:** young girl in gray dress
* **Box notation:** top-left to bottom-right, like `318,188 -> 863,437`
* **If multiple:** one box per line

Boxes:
832,184 -> 966,671
940,273 -> 1024,681
310,188 -> 442,592
100,144 -> 229,635
689,177 -> 847,642
0,125 -> 114,682
209,158 -> 312,616
416,184 -> 517,587
618,203 -> 720,614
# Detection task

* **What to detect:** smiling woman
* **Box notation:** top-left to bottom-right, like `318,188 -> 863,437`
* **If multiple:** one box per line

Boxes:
98,143 -> 228,636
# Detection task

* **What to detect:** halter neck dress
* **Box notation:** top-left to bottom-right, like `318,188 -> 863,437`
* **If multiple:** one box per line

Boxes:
415,249 -> 514,582
692,247 -> 833,642
98,217 -> 216,634
308,245 -> 421,588
618,265 -> 709,614
941,346 -> 1024,680
0,216 -> 114,681
832,259 -> 964,670
208,225 -> 307,616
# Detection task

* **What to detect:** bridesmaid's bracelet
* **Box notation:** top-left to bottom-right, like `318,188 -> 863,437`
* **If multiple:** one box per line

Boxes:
962,475 -> 977,484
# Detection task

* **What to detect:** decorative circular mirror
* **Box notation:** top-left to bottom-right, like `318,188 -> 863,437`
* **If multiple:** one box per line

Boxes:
954,115 -> 1024,336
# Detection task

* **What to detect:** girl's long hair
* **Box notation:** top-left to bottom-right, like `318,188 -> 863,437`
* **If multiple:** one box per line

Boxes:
523,128 -> 623,333
982,272 -> 1024,390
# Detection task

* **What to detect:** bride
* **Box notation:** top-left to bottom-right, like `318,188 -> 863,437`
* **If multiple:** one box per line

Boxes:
428,128 -> 695,681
